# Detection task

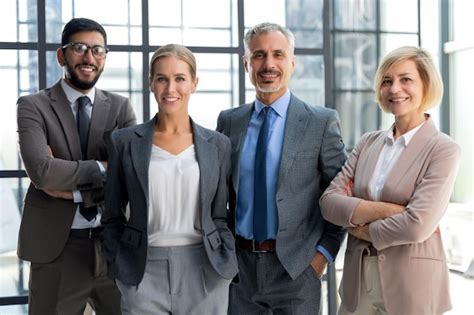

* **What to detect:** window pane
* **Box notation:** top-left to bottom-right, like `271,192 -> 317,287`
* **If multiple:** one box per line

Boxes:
290,55 -> 324,106
149,0 -> 236,47
380,34 -> 419,57
334,33 -> 376,89
244,0 -> 323,48
1,50 -> 38,170
381,0 -> 418,32
45,0 -> 142,45
98,52 -> 143,123
335,92 -> 378,150
334,0 -> 376,31
0,0 -> 37,42
0,177 -> 30,299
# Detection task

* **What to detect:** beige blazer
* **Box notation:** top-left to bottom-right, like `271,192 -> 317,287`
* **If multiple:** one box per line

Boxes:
320,117 -> 460,315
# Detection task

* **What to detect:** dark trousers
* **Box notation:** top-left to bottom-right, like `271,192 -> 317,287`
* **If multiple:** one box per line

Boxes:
28,233 -> 121,315
229,250 -> 322,315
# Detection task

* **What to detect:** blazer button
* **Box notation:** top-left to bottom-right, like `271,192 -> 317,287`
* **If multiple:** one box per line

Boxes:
378,254 -> 386,261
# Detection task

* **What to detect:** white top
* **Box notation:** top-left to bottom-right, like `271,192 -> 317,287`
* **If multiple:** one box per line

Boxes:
369,122 -> 425,201
147,144 -> 202,247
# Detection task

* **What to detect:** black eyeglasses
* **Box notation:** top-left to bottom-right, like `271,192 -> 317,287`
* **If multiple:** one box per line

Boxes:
62,42 -> 109,59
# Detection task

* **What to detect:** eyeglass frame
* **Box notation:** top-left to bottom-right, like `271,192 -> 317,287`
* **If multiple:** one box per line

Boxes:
61,42 -> 109,59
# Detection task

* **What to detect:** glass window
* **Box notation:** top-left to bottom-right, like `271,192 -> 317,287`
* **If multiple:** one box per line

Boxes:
149,0 -> 236,47
334,33 -> 377,90
335,92 -> 379,150
1,0 -> 37,42
290,55 -> 325,106
245,0 -> 323,49
0,177 -> 30,302
380,0 -> 418,32
45,0 -> 142,45
334,0 -> 376,31
380,33 -> 419,57
1,50 -> 38,171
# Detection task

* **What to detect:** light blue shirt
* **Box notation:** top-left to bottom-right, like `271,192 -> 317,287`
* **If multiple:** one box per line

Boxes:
235,90 -> 334,262
236,90 -> 290,240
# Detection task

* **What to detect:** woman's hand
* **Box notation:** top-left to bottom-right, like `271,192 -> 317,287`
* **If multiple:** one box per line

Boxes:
348,224 -> 371,242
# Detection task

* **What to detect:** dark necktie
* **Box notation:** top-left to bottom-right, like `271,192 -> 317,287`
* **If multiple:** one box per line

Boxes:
76,96 -> 97,221
253,106 -> 272,243
76,96 -> 91,160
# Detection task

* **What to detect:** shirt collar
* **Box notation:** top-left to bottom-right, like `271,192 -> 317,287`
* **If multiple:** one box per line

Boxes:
254,89 -> 291,118
386,120 -> 426,146
60,79 -> 96,105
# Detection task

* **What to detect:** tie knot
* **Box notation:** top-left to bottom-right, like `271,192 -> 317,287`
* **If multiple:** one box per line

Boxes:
77,96 -> 91,108
260,106 -> 272,118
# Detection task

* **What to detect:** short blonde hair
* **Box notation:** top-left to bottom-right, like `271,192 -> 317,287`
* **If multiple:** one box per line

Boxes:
374,46 -> 443,112
149,44 -> 197,81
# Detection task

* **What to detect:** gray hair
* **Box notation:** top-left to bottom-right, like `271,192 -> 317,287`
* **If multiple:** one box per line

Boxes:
243,22 -> 295,56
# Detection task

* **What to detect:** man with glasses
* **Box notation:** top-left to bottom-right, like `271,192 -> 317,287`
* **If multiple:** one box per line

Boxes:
17,18 -> 136,314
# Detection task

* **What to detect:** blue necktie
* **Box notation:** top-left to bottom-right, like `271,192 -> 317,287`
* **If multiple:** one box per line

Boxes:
253,106 -> 272,243
76,96 -> 97,221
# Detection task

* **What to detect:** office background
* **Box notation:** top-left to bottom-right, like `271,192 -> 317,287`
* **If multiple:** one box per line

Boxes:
0,0 -> 472,314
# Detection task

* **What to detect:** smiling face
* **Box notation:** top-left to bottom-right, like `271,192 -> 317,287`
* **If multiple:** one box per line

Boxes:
57,30 -> 106,92
149,55 -> 198,116
380,59 -> 425,120
244,31 -> 295,105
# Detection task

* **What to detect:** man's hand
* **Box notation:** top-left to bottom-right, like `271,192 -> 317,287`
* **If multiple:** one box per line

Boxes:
42,189 -> 73,200
310,251 -> 328,279
348,224 -> 371,242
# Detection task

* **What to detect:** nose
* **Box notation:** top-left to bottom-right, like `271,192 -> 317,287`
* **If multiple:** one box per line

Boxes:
263,55 -> 275,69
389,80 -> 402,93
165,80 -> 176,92
82,48 -> 94,62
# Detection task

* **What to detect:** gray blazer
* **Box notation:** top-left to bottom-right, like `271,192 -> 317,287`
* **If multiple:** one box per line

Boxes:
17,81 -> 137,263
217,94 -> 347,279
102,116 -> 238,286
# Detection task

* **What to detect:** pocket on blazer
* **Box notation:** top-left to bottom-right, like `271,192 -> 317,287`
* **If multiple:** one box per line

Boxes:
120,225 -> 142,248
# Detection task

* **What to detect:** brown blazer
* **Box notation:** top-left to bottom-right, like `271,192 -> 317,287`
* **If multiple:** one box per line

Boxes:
320,117 -> 460,315
17,81 -> 136,263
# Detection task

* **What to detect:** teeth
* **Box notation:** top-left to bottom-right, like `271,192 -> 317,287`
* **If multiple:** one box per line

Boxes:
164,97 -> 178,101
78,66 -> 94,72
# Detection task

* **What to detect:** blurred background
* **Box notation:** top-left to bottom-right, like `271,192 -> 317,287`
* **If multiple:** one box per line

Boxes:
0,0 -> 472,314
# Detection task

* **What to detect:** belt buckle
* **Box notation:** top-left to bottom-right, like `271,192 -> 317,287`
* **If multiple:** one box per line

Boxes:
251,240 -> 267,253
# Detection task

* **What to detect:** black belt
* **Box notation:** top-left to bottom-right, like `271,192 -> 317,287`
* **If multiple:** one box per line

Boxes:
236,235 -> 276,253
70,227 -> 104,239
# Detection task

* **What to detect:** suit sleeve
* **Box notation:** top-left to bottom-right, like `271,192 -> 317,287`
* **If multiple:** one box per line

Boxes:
370,139 -> 461,250
17,96 -> 103,191
316,110 -> 348,259
320,133 -> 370,227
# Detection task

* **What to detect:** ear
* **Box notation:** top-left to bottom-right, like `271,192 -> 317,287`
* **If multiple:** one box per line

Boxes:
191,77 -> 199,94
290,55 -> 296,73
57,48 -> 65,66
243,56 -> 249,73
149,78 -> 154,93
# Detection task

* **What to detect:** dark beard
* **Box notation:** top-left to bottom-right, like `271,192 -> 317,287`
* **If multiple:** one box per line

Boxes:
63,57 -> 103,90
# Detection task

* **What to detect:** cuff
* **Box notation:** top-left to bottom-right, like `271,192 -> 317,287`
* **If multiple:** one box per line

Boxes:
316,245 -> 334,263
73,190 -> 83,203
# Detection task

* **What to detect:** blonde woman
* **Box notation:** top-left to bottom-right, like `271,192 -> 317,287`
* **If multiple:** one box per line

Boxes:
102,44 -> 238,314
320,46 -> 460,315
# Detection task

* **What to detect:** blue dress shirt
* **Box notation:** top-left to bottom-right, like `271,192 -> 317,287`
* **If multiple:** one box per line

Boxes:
236,91 -> 290,240
235,90 -> 334,262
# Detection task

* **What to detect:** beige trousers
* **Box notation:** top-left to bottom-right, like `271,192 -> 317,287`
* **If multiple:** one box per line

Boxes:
338,256 -> 387,315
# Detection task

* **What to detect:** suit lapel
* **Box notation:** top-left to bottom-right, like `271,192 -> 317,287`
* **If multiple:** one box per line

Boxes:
229,104 -> 253,195
87,89 -> 110,159
277,96 -> 308,186
49,83 -> 82,160
381,119 -> 438,200
131,118 -> 154,199
193,121 -> 219,227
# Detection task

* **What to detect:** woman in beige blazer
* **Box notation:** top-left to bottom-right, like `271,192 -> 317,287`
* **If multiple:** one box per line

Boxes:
320,46 -> 461,315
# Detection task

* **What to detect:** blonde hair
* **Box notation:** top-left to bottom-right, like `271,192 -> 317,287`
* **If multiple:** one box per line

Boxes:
149,44 -> 197,81
374,46 -> 443,112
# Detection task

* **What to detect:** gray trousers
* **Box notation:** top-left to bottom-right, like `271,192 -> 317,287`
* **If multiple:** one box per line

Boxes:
229,250 -> 322,315
117,243 -> 231,315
